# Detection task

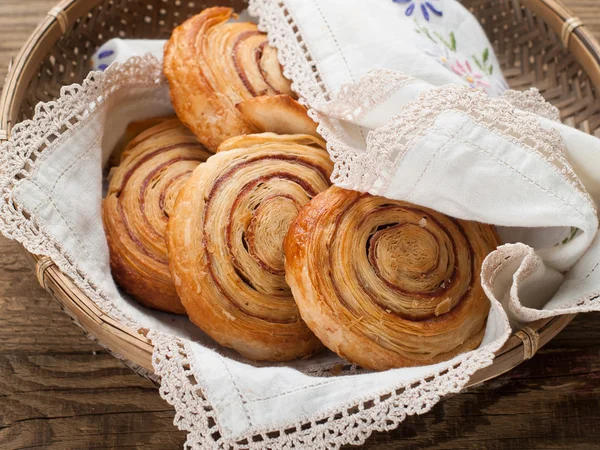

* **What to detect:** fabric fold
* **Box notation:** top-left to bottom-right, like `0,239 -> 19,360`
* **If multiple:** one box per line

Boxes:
312,70 -> 600,324
0,0 -> 597,448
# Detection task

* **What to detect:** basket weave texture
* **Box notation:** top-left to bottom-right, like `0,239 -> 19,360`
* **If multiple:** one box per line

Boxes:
0,0 -> 598,384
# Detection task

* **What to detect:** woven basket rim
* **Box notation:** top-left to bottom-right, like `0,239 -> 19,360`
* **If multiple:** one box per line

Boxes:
0,0 -> 594,383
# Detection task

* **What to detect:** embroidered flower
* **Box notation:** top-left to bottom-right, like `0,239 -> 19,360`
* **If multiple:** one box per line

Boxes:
451,60 -> 490,89
425,42 -> 452,68
393,0 -> 443,21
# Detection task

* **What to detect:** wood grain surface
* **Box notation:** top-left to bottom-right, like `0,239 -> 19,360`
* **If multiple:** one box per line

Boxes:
0,1 -> 599,449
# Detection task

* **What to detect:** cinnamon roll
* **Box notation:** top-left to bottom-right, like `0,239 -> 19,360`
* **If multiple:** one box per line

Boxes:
164,7 -> 300,151
109,116 -> 175,167
103,119 -> 212,314
284,187 -> 500,370
167,133 -> 333,361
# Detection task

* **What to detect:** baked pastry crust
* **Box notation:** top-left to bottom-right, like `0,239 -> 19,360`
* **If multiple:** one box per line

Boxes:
236,95 -> 319,138
109,116 -> 176,167
284,186 -> 500,370
166,133 -> 333,360
103,119 -> 212,314
164,7 -> 296,151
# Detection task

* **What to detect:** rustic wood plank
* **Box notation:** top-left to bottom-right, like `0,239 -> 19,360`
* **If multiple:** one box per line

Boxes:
0,354 -> 182,450
0,241 -> 100,355
568,1 -> 600,37
0,2 -> 180,446
0,1 -> 599,449
0,1 -> 57,86
0,237 -> 186,450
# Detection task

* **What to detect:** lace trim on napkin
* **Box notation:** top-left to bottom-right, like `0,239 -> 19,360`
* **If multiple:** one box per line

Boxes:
318,78 -> 593,213
0,56 -> 168,332
152,328 -> 508,450
0,3 -> 593,449
244,3 -> 600,446
249,0 -> 330,106
317,69 -> 421,122
486,244 -> 600,323
502,88 -> 561,122
0,53 -> 509,450
320,77 -> 561,126
248,0 -> 585,208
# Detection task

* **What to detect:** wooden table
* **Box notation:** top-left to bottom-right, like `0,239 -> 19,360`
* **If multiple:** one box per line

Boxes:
0,1 -> 599,449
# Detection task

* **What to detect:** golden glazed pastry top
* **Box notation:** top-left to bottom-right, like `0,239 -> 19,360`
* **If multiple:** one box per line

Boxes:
167,133 -> 333,361
164,7 -> 298,151
103,119 -> 212,314
284,186 -> 500,370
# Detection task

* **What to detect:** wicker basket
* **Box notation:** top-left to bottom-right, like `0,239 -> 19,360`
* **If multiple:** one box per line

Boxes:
1,0 -> 598,387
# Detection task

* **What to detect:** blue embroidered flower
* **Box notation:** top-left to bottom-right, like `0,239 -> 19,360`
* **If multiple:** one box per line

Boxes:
393,0 -> 442,21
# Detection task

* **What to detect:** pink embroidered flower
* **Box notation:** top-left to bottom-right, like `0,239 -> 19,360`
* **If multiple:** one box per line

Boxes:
451,60 -> 490,89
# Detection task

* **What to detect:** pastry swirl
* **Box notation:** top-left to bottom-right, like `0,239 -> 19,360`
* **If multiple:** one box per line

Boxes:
167,134 -> 333,361
103,119 -> 212,314
284,187 -> 500,370
164,7 -> 298,151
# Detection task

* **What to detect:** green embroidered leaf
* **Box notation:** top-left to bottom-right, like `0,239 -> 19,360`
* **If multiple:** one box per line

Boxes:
472,55 -> 484,72
415,19 -> 436,43
434,32 -> 454,51
561,227 -> 579,245
450,32 -> 457,51
482,47 -> 489,62
488,65 -> 494,75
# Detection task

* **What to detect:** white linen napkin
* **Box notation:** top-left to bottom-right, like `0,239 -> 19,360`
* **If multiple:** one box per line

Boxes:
0,1 -> 597,449
91,39 -> 166,70
248,0 -> 600,326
